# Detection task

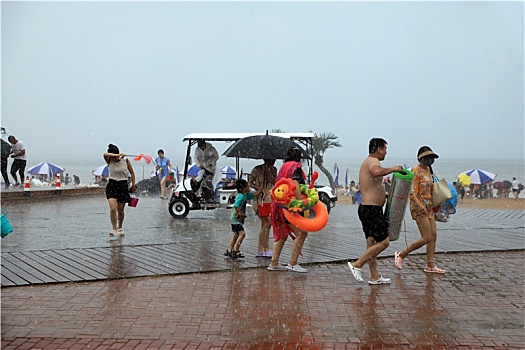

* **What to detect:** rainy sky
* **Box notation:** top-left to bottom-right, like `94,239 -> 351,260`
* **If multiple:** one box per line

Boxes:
2,1 -> 524,163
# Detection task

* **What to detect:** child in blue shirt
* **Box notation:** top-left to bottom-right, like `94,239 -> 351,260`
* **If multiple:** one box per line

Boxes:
225,179 -> 254,259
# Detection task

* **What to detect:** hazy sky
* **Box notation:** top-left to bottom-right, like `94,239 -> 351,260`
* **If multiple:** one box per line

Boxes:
2,1 -> 524,165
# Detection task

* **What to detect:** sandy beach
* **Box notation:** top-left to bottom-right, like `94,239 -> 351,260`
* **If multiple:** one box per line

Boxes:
336,194 -> 525,211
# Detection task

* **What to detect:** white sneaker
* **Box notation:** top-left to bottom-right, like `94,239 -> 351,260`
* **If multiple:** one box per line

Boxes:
348,262 -> 363,282
286,263 -> 307,273
267,264 -> 287,271
368,276 -> 391,285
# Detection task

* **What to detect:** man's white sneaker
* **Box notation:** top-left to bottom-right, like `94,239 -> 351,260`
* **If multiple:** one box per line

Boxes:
286,263 -> 307,273
348,262 -> 363,282
368,276 -> 391,285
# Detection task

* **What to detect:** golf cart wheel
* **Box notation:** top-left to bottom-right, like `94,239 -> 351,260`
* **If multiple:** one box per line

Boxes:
168,197 -> 190,219
319,193 -> 332,214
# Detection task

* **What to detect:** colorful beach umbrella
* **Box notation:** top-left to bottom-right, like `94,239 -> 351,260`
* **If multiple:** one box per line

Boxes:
92,165 -> 109,177
28,162 -> 65,178
457,173 -> 471,187
459,169 -> 496,185
220,165 -> 236,179
179,163 -> 200,177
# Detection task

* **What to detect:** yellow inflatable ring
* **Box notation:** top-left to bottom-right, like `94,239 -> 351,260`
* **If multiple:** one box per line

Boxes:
283,202 -> 329,232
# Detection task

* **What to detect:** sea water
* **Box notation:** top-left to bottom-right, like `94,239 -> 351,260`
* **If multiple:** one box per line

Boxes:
22,155 -> 524,190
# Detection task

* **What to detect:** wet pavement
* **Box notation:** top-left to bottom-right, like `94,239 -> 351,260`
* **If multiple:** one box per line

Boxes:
1,252 -> 524,349
1,196 -> 524,349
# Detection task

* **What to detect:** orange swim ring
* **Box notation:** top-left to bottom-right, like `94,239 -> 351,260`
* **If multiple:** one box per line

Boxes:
282,201 -> 328,232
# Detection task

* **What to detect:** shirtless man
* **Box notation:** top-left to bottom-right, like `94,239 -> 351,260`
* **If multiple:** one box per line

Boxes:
348,138 -> 403,285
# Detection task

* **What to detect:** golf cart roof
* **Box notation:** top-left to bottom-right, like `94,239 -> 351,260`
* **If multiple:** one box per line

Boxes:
182,132 -> 315,142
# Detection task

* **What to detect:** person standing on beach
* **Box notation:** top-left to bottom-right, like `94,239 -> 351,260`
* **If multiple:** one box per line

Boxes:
8,135 -> 27,188
104,144 -> 136,236
394,146 -> 445,274
155,149 -> 172,200
511,177 -> 521,200
267,147 -> 310,273
348,138 -> 402,285
249,159 -> 277,258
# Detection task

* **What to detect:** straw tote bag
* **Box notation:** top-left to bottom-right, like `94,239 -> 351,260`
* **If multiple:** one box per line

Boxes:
432,175 -> 452,207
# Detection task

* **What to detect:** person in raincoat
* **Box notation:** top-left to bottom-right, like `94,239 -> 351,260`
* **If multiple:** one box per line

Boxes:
194,140 -> 219,202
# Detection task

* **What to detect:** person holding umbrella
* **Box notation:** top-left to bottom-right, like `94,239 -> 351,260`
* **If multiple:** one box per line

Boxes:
104,144 -> 136,236
1,127 -> 11,188
249,159 -> 277,258
395,146 -> 445,274
267,147 -> 309,273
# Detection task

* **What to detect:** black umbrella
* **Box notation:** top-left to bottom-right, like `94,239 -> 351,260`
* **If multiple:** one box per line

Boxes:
222,134 -> 310,160
1,139 -> 11,158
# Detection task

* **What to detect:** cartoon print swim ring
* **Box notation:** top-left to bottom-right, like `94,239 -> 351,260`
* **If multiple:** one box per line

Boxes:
270,172 -> 329,232
270,178 -> 319,212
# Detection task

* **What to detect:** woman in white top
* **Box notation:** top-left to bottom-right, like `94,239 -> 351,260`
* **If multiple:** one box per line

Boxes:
104,144 -> 136,236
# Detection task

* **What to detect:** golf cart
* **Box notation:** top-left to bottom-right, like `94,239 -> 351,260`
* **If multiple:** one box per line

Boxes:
168,132 -> 337,219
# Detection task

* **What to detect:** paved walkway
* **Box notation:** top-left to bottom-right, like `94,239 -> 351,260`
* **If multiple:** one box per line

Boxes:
2,251 -> 524,349
1,198 -> 524,348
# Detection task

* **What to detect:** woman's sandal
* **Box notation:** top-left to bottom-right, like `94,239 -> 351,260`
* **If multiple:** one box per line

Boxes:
424,266 -> 446,274
394,251 -> 403,270
109,230 -> 116,236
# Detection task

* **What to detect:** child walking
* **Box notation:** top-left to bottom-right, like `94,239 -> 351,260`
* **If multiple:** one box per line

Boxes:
225,179 -> 255,259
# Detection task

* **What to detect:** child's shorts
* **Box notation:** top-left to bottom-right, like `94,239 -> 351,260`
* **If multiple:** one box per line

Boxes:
231,224 -> 244,233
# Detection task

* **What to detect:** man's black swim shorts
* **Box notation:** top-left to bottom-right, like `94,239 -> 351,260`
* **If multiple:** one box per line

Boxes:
358,205 -> 389,242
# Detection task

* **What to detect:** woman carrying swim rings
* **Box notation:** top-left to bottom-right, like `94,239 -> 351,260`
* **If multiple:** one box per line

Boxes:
394,146 -> 445,274
267,147 -> 309,273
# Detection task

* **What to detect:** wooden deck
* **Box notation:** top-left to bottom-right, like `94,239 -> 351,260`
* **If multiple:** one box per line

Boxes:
2,208 -> 523,287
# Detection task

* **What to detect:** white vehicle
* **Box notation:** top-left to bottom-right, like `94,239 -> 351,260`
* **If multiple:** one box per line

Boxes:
168,132 -> 337,219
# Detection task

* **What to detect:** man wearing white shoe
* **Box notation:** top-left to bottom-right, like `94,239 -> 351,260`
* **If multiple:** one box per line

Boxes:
348,138 -> 403,285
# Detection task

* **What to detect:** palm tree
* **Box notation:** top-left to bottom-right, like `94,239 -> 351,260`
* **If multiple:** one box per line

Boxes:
310,131 -> 342,190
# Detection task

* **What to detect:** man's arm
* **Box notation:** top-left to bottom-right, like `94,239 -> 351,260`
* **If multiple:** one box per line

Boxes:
369,161 -> 402,177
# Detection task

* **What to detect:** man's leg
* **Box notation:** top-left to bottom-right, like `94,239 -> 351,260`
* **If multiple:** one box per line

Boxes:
17,160 -> 26,184
10,160 -> 20,185
1,157 -> 9,187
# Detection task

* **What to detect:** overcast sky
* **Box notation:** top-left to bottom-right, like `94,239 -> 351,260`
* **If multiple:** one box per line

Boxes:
2,1 -> 523,164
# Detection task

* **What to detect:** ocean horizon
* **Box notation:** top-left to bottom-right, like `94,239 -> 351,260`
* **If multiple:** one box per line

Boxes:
14,155 -> 524,193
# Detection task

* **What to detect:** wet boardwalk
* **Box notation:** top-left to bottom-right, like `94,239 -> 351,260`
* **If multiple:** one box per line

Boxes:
1,197 -> 523,287
1,197 -> 524,349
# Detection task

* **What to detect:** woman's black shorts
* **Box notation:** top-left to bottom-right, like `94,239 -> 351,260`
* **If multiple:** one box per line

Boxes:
105,179 -> 130,203
358,205 -> 389,242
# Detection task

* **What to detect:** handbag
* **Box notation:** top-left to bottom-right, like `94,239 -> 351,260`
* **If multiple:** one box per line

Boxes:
432,175 -> 452,207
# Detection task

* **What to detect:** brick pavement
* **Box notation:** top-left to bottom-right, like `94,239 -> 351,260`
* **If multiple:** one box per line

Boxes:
2,251 -> 524,349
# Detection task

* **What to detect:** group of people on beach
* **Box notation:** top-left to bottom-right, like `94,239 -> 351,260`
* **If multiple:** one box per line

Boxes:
101,138 -> 497,284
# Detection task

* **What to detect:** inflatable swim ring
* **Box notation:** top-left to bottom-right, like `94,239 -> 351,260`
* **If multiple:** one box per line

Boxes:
271,178 -> 319,212
270,174 -> 328,231
283,202 -> 328,232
